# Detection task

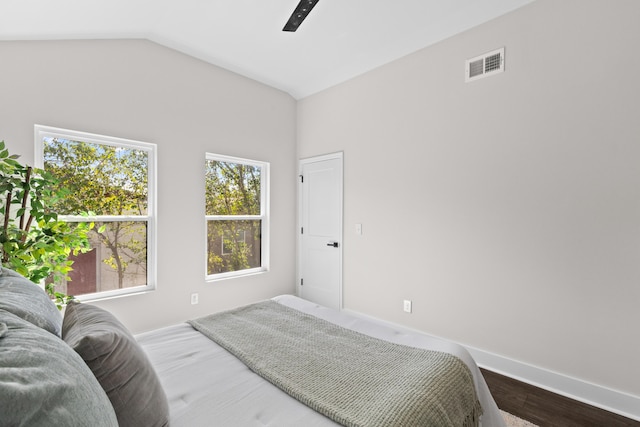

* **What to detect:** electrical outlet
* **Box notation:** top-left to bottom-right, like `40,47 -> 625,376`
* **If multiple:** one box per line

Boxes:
403,299 -> 412,313
191,293 -> 199,305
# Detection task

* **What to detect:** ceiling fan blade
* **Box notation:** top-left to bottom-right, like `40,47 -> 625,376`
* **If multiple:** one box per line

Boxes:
283,0 -> 319,32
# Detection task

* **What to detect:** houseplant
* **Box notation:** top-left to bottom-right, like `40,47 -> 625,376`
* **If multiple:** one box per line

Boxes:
0,140 -> 93,308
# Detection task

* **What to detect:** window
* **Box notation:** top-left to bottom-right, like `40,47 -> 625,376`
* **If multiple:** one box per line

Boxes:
35,125 -> 156,300
205,153 -> 269,279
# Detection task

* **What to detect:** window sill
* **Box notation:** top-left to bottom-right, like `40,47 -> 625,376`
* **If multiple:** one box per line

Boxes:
206,267 -> 268,283
75,285 -> 155,303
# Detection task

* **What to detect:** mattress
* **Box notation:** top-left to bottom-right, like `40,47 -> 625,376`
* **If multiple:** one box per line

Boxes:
136,295 -> 506,427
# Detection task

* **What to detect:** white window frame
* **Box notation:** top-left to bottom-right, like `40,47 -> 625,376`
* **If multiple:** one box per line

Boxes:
205,153 -> 270,281
34,125 -> 157,301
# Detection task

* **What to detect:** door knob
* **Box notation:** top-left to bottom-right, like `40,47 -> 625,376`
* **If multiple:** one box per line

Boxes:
326,241 -> 339,248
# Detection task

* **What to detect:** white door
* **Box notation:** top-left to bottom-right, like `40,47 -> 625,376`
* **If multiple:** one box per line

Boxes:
298,153 -> 343,310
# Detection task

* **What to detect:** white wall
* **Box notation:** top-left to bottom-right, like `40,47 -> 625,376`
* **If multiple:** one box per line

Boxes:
0,39 -> 297,333
298,0 -> 640,407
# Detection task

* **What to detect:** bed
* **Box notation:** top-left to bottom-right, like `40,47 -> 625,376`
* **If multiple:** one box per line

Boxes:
0,268 -> 506,427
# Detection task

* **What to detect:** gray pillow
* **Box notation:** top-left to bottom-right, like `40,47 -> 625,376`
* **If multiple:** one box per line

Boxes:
0,309 -> 118,426
62,301 -> 170,427
0,267 -> 62,337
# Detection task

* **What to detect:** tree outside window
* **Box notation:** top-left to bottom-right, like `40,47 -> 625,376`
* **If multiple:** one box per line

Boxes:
205,154 -> 269,279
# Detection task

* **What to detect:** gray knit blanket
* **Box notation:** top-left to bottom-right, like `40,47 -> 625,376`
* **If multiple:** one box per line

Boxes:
188,301 -> 482,427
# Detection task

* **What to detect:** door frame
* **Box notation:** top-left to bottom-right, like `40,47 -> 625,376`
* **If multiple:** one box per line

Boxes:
297,152 -> 344,309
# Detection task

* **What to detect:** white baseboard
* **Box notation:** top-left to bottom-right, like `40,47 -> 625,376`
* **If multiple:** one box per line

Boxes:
466,345 -> 640,422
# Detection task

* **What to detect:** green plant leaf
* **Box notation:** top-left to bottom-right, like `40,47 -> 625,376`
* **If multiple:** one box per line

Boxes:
0,143 -> 90,304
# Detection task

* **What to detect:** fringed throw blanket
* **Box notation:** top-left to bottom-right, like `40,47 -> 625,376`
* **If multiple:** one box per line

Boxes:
188,301 -> 482,427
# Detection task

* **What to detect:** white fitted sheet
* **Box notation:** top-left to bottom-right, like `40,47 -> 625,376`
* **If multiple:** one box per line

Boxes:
136,295 -> 506,427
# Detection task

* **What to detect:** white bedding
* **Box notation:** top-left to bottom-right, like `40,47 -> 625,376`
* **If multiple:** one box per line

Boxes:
136,295 -> 506,427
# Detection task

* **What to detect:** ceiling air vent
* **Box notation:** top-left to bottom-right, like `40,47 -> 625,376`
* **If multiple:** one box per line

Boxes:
465,47 -> 505,82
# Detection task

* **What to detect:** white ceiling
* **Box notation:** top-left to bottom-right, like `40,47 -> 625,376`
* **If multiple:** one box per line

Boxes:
0,0 -> 534,99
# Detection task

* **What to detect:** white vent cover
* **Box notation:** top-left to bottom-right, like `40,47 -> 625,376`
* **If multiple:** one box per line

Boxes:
465,47 -> 505,82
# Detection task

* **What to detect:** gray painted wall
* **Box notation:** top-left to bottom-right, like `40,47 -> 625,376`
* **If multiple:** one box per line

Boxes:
298,0 -> 640,399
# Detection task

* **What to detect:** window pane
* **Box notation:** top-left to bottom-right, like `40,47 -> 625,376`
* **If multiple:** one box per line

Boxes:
52,221 -> 147,297
207,220 -> 261,275
205,160 -> 261,216
43,137 -> 149,216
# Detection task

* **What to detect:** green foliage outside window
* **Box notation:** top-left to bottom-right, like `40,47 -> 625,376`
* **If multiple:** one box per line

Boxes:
205,160 -> 262,275
43,137 -> 148,290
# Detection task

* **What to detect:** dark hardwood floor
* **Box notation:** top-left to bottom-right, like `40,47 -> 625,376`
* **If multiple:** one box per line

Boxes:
480,368 -> 639,427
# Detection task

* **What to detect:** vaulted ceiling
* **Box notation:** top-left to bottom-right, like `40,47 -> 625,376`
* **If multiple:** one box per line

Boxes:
0,0 -> 534,99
